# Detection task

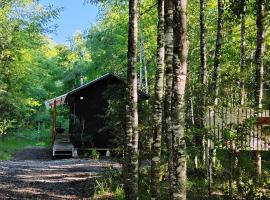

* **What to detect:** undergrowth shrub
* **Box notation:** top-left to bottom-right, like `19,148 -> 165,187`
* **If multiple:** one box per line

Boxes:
93,170 -> 124,200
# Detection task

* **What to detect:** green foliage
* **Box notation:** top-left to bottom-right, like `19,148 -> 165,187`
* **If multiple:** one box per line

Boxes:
83,149 -> 100,159
0,0 -> 61,128
236,171 -> 270,199
103,84 -> 150,158
91,149 -> 100,160
0,132 -> 49,160
93,165 -> 170,200
103,84 -> 126,148
16,128 -> 51,146
93,170 -> 124,200
0,119 -> 16,136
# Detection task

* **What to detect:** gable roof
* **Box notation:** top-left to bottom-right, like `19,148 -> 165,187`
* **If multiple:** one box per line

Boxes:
45,73 -> 149,109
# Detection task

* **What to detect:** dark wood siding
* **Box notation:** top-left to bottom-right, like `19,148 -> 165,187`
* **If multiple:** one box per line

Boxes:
67,76 -> 123,148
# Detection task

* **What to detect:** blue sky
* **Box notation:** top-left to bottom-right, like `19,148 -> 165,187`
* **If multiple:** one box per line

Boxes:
39,0 -> 99,44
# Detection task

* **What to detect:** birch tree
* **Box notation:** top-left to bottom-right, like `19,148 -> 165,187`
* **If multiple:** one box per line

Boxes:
212,0 -> 224,105
195,0 -> 207,167
124,0 -> 139,199
240,0 -> 246,106
199,0 -> 207,108
171,0 -> 188,199
254,0 -> 266,176
151,0 -> 165,199
254,0 -> 265,110
163,0 -> 174,198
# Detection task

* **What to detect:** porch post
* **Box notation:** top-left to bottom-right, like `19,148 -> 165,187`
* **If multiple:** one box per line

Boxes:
52,100 -> 57,145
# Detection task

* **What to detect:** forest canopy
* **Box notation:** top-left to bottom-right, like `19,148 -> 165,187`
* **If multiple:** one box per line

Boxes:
2,0 -> 269,128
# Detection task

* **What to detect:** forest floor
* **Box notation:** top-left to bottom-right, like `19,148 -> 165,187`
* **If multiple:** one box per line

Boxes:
0,147 -> 121,200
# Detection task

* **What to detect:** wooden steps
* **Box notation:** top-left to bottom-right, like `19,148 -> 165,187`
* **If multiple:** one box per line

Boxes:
52,137 -> 77,158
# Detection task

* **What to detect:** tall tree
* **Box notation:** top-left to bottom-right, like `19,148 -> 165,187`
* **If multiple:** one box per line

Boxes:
124,0 -> 139,199
151,0 -> 165,199
195,0 -> 207,167
240,0 -> 246,106
199,0 -> 207,101
254,0 -> 265,109
212,0 -> 224,105
254,0 -> 266,176
163,0 -> 174,198
0,0 -> 60,124
172,0 -> 188,199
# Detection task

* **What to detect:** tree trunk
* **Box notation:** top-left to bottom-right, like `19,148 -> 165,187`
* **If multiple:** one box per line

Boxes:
254,0 -> 265,176
171,0 -> 188,199
209,0 -> 223,181
163,0 -> 174,198
255,151 -> 262,175
139,32 -> 144,89
187,75 -> 195,127
234,0 -> 246,191
144,59 -> 149,95
151,0 -> 165,199
240,0 -> 246,106
195,0 -> 207,166
254,0 -> 265,109
200,0 -> 207,94
124,0 -> 139,199
212,0 -> 223,105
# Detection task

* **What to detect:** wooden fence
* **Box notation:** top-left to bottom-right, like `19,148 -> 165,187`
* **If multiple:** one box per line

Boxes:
205,107 -> 270,151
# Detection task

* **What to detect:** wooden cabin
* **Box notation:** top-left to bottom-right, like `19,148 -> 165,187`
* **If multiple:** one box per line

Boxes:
45,73 -> 148,154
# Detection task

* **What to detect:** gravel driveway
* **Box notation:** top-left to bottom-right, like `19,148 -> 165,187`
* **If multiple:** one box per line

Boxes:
0,147 -> 121,200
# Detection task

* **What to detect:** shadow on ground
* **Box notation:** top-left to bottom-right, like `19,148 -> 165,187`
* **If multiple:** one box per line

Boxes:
0,147 -> 121,200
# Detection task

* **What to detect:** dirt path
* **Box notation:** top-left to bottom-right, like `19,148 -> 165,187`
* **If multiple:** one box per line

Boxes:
0,147 -> 121,200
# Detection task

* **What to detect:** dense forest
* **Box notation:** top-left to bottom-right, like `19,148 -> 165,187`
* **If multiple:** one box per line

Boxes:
1,0 -> 270,199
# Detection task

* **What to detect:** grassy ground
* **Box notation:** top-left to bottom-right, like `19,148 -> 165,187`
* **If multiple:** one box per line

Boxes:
0,130 -> 50,160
